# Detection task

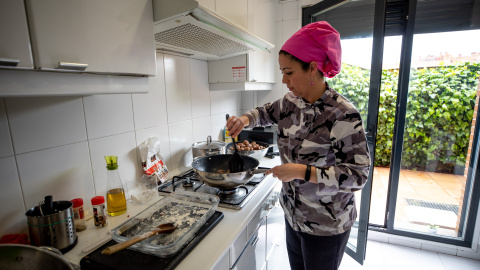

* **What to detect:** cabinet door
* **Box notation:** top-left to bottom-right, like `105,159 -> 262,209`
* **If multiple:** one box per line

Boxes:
246,0 -> 276,83
25,0 -> 156,76
0,0 -> 34,69
233,218 -> 267,270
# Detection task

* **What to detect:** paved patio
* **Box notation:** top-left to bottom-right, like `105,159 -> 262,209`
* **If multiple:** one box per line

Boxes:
368,167 -> 465,235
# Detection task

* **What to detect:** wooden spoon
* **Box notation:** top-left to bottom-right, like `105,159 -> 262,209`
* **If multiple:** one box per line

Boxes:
101,223 -> 177,255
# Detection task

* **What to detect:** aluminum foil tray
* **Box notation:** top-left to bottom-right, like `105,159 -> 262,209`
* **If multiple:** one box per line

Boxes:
111,191 -> 219,257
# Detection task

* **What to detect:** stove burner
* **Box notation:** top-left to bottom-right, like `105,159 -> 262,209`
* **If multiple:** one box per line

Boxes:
158,168 -> 268,209
182,177 -> 194,187
218,188 -> 238,195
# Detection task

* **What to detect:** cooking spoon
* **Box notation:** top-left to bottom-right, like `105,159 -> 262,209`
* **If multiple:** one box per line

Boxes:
226,114 -> 245,173
101,223 -> 177,255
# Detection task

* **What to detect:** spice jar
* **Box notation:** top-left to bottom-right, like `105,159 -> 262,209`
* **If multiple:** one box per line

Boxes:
91,196 -> 108,227
71,198 -> 86,231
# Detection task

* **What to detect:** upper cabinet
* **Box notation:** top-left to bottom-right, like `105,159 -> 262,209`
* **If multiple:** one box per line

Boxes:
0,0 -> 34,69
0,0 -> 156,76
200,0 -> 277,90
24,0 -> 156,76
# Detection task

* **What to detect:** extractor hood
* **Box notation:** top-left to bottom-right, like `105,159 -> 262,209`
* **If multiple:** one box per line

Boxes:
152,0 -> 275,61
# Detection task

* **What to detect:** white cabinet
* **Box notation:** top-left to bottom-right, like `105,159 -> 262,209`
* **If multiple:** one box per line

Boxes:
0,0 -> 34,69
212,251 -> 230,270
208,52 -> 274,91
24,0 -> 156,76
232,218 -> 267,270
205,0 -> 276,91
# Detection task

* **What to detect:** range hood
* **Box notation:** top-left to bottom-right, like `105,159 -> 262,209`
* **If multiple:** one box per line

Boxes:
152,0 -> 275,61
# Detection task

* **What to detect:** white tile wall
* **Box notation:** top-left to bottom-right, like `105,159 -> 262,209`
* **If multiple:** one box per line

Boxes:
88,132 -> 139,197
282,0 -> 299,21
168,120 -> 194,172
132,53 -> 168,130
0,156 -> 26,234
16,142 -> 95,209
83,94 -> 135,140
6,96 -> 87,154
190,59 -> 211,118
164,54 -> 192,124
0,53 -> 244,237
0,99 -> 13,158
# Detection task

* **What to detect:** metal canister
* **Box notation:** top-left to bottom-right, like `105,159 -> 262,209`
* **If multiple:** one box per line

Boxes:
25,201 -> 77,253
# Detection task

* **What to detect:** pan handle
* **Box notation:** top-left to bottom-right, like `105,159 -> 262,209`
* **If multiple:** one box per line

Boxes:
252,168 -> 270,174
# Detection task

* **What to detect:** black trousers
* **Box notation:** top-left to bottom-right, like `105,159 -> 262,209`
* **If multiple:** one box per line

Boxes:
285,218 -> 351,270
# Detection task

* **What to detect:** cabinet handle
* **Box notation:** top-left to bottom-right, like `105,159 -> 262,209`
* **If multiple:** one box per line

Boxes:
57,62 -> 88,71
0,57 -> 20,67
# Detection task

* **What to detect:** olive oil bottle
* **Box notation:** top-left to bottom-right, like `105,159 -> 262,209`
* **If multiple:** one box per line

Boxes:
105,156 -> 127,216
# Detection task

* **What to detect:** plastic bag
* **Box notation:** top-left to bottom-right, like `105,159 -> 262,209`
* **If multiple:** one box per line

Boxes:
138,137 -> 168,183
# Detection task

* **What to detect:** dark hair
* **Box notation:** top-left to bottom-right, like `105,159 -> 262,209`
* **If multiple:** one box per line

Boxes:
279,50 -> 324,77
279,50 -> 310,71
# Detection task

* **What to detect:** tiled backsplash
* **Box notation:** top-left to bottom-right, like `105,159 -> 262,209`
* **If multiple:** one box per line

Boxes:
0,53 -> 249,236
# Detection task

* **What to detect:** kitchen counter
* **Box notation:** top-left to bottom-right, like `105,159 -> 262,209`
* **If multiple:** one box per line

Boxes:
63,156 -> 282,269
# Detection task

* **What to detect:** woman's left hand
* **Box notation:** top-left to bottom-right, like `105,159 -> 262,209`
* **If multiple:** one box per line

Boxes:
266,164 -> 307,182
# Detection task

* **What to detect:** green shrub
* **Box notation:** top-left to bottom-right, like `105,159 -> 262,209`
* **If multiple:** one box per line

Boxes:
328,62 -> 480,174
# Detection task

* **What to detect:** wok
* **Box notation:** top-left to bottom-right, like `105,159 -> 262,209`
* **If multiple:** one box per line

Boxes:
0,244 -> 75,270
191,154 -> 269,189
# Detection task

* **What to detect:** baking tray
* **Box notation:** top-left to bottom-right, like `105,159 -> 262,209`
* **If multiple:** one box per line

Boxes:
111,191 -> 219,257
80,211 -> 224,270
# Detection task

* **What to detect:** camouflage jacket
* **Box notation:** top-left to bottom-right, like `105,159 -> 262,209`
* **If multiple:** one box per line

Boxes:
244,87 -> 370,236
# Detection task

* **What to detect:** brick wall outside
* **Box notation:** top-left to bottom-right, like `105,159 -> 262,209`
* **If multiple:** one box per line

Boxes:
456,78 -> 480,234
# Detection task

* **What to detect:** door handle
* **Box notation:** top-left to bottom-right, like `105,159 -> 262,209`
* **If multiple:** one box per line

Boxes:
365,127 -> 376,144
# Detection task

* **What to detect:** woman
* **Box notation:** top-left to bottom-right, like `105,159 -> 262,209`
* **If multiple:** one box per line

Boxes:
226,21 -> 370,270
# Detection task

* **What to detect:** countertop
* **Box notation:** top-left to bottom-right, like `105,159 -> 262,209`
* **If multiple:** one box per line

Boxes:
63,156 -> 281,269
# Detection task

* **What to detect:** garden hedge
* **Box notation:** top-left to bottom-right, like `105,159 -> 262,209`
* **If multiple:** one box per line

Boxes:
329,62 -> 480,174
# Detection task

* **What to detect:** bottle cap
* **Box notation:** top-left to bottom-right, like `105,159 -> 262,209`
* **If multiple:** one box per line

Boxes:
71,198 -> 84,208
91,196 -> 105,205
105,156 -> 119,170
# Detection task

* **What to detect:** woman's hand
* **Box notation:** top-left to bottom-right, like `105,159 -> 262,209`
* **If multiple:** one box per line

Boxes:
266,164 -> 313,182
226,115 -> 249,138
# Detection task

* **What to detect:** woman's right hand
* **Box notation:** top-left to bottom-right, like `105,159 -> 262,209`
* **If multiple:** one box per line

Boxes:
226,115 -> 249,138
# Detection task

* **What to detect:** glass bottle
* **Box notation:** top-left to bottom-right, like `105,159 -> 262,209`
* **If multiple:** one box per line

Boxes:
105,155 -> 127,216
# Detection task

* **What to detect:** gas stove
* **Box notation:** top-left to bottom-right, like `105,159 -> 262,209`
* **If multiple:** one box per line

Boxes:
158,168 -> 268,210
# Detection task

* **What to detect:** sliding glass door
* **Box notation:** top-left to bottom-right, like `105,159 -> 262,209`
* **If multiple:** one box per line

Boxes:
304,0 -> 383,264
304,0 -> 480,265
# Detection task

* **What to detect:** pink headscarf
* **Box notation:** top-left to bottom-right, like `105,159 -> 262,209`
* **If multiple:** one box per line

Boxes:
281,21 -> 341,78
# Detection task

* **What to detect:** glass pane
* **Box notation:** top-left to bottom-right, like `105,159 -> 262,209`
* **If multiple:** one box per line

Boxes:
321,0 -> 376,256
394,29 -> 480,238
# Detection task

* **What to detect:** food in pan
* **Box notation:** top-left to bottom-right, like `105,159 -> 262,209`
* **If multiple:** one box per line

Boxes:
229,140 -> 266,151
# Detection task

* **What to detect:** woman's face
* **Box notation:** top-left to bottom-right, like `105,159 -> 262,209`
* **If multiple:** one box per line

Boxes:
278,54 -> 312,99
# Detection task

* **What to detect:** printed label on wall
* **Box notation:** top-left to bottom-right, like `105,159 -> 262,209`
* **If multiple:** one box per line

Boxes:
232,66 -> 246,82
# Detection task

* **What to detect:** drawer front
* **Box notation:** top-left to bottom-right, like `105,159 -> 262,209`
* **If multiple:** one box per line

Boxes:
247,208 -> 263,240
229,227 -> 247,268
232,218 -> 267,270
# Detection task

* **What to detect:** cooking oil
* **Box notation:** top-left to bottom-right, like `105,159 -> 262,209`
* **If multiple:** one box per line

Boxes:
106,188 -> 127,216
104,155 -> 127,216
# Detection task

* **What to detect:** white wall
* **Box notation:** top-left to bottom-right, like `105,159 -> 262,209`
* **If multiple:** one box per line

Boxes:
0,53 -> 243,235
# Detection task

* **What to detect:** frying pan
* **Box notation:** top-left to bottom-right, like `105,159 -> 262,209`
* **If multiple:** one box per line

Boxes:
191,154 -> 269,189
